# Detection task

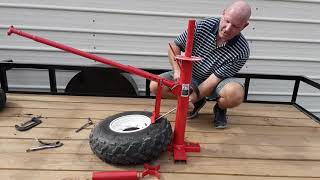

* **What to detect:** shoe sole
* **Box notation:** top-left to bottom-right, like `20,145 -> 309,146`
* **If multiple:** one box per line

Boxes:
214,125 -> 227,129
187,100 -> 207,119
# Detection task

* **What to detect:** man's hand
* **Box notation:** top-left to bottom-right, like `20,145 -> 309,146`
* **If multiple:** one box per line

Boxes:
173,70 -> 180,81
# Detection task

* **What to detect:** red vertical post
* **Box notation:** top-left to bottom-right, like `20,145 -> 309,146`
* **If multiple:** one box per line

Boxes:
171,20 -> 201,162
184,20 -> 196,58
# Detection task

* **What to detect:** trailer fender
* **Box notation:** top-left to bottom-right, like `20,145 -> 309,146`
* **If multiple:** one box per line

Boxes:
0,88 -> 6,110
65,68 -> 139,96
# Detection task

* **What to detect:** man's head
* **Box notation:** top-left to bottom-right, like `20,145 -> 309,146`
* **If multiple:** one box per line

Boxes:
218,0 -> 251,42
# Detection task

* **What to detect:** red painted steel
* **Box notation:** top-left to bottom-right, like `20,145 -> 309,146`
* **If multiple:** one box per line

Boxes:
7,25 -> 175,122
92,171 -> 138,180
7,20 -> 201,162
92,164 -> 160,180
171,20 -> 201,161
7,26 -> 176,89
141,164 -> 160,179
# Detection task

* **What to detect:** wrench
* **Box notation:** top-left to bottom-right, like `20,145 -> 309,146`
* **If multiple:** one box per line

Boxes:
26,139 -> 63,152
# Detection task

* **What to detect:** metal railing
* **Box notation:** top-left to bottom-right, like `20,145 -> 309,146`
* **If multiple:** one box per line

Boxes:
0,61 -> 319,122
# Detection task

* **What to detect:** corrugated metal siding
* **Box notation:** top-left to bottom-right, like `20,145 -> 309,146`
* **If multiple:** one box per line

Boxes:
0,0 -> 319,116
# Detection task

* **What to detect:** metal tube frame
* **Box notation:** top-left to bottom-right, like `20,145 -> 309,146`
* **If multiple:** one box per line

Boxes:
7,25 -> 178,124
6,21 -> 202,162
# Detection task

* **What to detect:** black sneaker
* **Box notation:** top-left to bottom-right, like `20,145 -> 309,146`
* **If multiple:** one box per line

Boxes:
213,104 -> 227,129
187,98 -> 206,119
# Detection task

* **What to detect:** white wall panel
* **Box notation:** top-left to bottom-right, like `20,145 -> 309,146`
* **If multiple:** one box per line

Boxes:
249,40 -> 320,60
1,0 -> 319,20
0,50 -> 171,68
1,29 -> 95,50
2,28 -> 319,61
1,6 -> 320,40
243,20 -> 320,40
0,0 -> 319,117
242,59 -> 320,76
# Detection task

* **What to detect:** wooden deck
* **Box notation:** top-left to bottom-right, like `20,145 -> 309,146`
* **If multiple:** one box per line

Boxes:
1,93 -> 320,180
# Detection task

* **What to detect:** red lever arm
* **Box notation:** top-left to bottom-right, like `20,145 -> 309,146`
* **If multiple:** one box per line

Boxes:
7,26 -> 176,89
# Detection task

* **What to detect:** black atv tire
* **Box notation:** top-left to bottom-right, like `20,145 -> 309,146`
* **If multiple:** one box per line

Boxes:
89,111 -> 172,165
0,88 -> 6,110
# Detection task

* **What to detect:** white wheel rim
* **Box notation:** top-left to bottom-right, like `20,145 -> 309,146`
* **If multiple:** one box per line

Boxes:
109,114 -> 152,133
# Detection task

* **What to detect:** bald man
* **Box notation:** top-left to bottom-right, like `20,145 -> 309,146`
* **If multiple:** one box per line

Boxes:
150,1 -> 251,129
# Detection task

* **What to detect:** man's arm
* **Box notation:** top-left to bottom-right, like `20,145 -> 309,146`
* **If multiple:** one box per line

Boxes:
189,74 -> 221,103
168,42 -> 182,80
168,42 -> 196,111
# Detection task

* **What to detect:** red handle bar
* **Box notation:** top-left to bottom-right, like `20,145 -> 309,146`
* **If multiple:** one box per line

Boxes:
7,26 -> 176,89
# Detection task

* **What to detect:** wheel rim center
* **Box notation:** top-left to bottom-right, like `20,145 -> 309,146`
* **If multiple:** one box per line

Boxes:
109,114 -> 151,133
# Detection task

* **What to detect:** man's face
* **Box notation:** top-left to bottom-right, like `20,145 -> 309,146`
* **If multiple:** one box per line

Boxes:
218,10 -> 248,41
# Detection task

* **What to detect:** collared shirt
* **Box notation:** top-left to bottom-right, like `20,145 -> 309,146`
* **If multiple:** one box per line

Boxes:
174,17 -> 250,82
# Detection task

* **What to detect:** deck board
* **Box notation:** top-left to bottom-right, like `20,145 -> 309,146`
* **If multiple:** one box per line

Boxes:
5,99 -> 308,118
2,153 -> 320,177
0,93 -> 319,180
1,127 -> 319,147
2,115 -> 318,127
1,170 -> 317,180
2,139 -> 320,160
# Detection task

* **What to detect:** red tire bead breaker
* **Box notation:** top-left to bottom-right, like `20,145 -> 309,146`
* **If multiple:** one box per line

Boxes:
92,164 -> 160,180
7,20 -> 201,162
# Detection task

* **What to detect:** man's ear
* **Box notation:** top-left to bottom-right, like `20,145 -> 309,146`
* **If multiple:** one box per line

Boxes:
222,9 -> 226,15
243,22 -> 249,29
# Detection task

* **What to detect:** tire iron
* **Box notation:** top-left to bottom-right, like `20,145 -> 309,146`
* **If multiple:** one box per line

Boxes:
75,118 -> 94,133
92,164 -> 160,180
156,107 -> 176,121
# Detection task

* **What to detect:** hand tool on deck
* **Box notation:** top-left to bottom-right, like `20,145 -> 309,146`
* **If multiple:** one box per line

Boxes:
15,116 -> 42,131
75,118 -> 94,133
26,138 -> 63,152
92,164 -> 160,180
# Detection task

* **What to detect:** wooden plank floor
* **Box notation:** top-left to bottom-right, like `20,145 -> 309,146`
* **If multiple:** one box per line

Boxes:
1,93 -> 320,180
